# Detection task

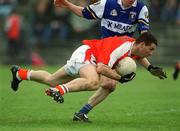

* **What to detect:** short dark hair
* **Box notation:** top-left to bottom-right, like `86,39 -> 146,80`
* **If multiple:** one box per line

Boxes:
136,32 -> 158,46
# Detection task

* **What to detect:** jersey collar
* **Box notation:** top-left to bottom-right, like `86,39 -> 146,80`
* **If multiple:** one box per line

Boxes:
118,0 -> 137,9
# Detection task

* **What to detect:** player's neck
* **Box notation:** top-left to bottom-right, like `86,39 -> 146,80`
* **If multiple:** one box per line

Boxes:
121,1 -> 132,8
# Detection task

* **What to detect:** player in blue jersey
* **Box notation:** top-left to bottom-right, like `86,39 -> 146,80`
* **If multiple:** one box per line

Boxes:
54,0 -> 167,122
54,0 -> 149,38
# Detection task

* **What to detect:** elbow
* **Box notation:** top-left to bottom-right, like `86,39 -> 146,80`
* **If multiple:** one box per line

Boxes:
96,65 -> 103,74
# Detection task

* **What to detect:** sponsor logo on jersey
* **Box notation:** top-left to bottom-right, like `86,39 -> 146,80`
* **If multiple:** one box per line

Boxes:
129,11 -> 137,22
113,23 -> 133,32
110,9 -> 118,16
102,19 -> 136,34
106,20 -> 134,33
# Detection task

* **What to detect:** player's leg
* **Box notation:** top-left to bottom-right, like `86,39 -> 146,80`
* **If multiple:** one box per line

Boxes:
26,45 -> 91,88
50,64 -> 100,95
73,87 -> 112,122
173,61 -> 180,80
30,66 -> 74,86
10,65 -> 73,91
46,45 -> 99,103
46,64 -> 100,104
73,75 -> 117,122
88,76 -> 117,106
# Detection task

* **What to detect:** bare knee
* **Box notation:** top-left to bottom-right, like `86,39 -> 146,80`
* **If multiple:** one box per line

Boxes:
87,79 -> 100,91
101,81 -> 117,92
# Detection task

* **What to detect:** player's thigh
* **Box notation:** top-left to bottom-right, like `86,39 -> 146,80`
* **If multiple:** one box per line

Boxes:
50,66 -> 75,84
100,75 -> 117,90
79,64 -> 100,89
79,64 -> 99,81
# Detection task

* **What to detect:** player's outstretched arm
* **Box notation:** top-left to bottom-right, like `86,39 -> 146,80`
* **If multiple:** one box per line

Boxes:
54,0 -> 83,17
138,57 -> 150,69
147,65 -> 167,79
138,58 -> 167,79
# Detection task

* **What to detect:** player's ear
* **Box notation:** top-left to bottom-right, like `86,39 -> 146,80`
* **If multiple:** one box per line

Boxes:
139,42 -> 145,47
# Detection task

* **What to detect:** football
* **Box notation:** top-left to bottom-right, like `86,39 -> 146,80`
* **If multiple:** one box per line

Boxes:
115,57 -> 136,76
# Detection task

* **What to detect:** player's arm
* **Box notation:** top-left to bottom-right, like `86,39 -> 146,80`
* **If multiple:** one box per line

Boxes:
138,57 -> 150,69
138,57 -> 167,79
54,0 -> 83,17
96,63 -> 121,80
96,63 -> 135,83
82,0 -> 105,19
137,5 -> 150,33
54,0 -> 105,19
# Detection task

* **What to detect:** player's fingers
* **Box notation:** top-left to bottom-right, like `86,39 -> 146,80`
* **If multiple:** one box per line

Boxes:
158,75 -> 165,79
162,74 -> 167,78
156,69 -> 166,77
163,72 -> 167,78
159,75 -> 167,79
159,71 -> 167,78
159,77 -> 164,79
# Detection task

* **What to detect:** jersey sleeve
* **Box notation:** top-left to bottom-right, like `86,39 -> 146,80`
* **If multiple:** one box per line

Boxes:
137,6 -> 150,32
82,0 -> 106,19
97,42 -> 132,68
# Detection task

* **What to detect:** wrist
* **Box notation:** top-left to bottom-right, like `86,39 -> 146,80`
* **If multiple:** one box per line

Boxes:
118,78 -> 124,83
147,65 -> 153,71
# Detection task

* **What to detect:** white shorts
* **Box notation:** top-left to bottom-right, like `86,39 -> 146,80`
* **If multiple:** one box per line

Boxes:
64,45 -> 96,76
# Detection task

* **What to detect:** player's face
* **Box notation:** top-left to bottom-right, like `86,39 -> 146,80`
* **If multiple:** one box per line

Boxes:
138,42 -> 157,58
122,0 -> 136,7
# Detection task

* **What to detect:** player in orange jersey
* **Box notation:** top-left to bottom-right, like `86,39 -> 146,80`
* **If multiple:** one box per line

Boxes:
10,32 -> 166,122
53,0 -> 167,122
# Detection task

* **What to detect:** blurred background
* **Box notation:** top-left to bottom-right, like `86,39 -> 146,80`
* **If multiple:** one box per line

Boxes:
0,0 -> 179,66
0,1 -> 180,130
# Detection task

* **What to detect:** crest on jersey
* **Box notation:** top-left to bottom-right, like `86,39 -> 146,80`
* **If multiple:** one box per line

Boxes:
110,9 -> 118,16
144,11 -> 149,19
129,11 -> 137,21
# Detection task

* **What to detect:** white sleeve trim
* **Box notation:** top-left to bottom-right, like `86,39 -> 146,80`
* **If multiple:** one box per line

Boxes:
108,42 -> 132,68
138,6 -> 149,23
89,0 -> 107,18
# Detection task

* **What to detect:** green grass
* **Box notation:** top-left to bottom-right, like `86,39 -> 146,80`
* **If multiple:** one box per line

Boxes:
0,65 -> 180,131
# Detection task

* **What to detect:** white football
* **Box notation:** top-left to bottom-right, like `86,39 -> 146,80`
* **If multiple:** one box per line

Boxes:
115,57 -> 136,76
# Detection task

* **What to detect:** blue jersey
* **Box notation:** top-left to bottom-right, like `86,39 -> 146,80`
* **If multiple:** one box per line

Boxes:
82,0 -> 149,38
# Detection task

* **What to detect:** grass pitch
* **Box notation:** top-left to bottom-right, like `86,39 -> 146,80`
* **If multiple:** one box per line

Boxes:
0,65 -> 180,131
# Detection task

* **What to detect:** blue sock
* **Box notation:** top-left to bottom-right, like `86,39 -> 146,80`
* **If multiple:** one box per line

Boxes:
79,104 -> 93,114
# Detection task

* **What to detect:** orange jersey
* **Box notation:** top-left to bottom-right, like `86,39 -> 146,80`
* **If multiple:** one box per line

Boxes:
6,14 -> 21,40
82,36 -> 140,68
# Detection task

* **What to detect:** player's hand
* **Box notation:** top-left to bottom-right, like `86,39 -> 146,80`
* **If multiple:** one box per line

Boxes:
54,0 -> 68,8
119,72 -> 136,83
148,65 -> 167,79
